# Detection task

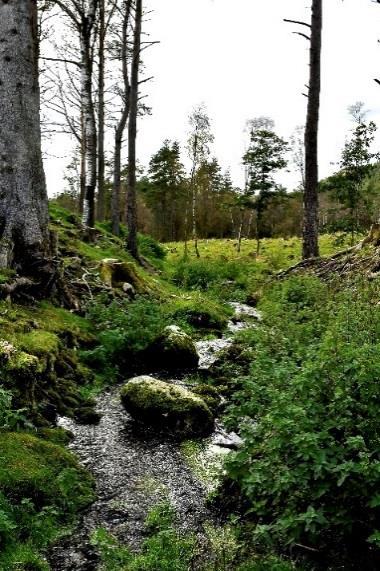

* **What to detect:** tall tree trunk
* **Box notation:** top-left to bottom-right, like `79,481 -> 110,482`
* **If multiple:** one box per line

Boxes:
112,0 -> 132,236
246,211 -> 254,239
237,210 -> 244,253
81,34 -> 97,229
97,0 -> 106,221
0,0 -> 50,269
189,135 -> 200,258
303,0 -> 322,259
79,109 -> 86,214
126,0 -> 142,259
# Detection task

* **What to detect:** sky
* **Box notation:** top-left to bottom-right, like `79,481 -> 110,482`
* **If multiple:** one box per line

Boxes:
43,0 -> 380,196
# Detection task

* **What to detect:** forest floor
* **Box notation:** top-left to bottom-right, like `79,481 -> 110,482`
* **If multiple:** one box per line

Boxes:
1,212 -> 377,570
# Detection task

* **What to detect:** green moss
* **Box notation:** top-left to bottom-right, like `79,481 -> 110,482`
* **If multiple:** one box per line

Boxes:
0,543 -> 50,570
5,349 -> 39,375
0,432 -> 94,508
37,427 -> 73,446
192,384 -> 221,414
180,439 -> 227,491
0,432 -> 95,568
165,295 -> 230,331
120,376 -> 214,437
15,331 -> 60,357
147,325 -> 199,370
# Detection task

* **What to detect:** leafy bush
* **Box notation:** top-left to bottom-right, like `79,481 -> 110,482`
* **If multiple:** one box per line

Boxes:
0,388 -> 28,431
84,296 -> 166,372
138,233 -> 167,260
225,276 -> 380,563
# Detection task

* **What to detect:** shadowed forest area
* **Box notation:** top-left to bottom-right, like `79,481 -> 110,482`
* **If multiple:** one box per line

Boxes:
2,1 -> 380,570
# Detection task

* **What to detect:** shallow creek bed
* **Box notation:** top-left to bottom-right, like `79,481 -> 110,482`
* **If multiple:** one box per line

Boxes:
48,304 -> 259,570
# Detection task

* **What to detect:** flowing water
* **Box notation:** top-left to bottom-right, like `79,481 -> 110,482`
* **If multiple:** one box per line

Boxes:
48,304 -> 259,570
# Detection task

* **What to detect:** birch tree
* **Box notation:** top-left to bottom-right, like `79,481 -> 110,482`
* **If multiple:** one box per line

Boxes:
0,0 -> 50,269
186,105 -> 214,258
54,0 -> 99,229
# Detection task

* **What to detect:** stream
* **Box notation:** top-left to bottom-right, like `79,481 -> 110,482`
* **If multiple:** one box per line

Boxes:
48,303 -> 259,570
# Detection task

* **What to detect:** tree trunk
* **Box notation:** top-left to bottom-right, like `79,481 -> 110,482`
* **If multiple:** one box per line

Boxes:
112,0 -> 132,236
126,0 -> 142,259
0,0 -> 50,269
97,0 -> 106,221
246,211 -> 254,239
81,33 -> 97,229
303,0 -> 322,259
237,210 -> 244,253
79,109 -> 86,214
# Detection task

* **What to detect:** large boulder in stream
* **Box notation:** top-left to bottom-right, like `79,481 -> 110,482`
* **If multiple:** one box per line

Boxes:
146,325 -> 199,370
120,376 -> 214,437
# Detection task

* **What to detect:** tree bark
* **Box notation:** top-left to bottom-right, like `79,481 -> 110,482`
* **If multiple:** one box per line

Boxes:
0,0 -> 50,269
112,0 -> 132,236
303,0 -> 322,259
97,0 -> 106,221
81,26 -> 97,229
126,0 -> 142,259
190,137 -> 200,258
79,108 -> 86,214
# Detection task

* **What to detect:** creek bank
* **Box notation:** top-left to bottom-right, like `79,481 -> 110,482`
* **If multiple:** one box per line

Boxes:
48,303 -> 258,570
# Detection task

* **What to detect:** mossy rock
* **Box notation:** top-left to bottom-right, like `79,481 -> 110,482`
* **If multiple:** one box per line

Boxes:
246,291 -> 261,307
120,376 -> 214,437
170,303 -> 228,331
0,432 -> 95,509
37,427 -> 74,445
192,384 -> 222,415
15,331 -> 60,358
74,406 -> 101,425
5,349 -> 39,375
146,326 -> 199,370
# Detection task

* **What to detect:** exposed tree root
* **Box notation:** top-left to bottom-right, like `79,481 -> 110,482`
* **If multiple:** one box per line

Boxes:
277,224 -> 380,281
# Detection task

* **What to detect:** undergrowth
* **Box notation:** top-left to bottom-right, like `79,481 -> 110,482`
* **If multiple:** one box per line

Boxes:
223,275 -> 380,568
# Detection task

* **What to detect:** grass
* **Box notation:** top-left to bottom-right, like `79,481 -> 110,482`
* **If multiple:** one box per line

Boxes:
162,234 -> 363,304
0,432 -> 94,569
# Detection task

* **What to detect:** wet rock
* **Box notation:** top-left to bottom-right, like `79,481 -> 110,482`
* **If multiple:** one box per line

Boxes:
121,376 -> 214,437
146,325 -> 199,370
213,430 -> 243,450
75,406 -> 102,425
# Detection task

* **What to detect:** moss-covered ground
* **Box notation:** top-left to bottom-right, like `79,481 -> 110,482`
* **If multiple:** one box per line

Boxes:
0,204 -> 368,568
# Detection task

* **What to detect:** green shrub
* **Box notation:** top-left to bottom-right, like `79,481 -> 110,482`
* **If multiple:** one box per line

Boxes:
138,233 -> 167,260
0,432 -> 94,566
0,389 -> 28,431
225,276 -> 380,561
84,296 -> 166,372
